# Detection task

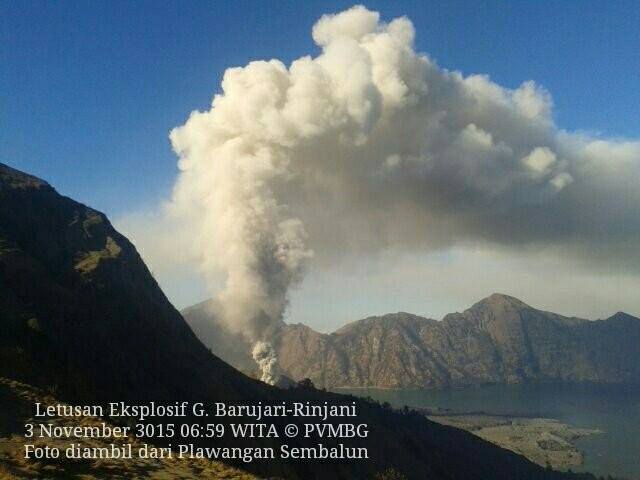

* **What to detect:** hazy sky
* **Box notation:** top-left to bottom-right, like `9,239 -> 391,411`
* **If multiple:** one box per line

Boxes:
3,1 -> 640,330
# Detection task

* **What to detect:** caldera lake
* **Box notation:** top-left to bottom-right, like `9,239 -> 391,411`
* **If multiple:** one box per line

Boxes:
338,383 -> 640,480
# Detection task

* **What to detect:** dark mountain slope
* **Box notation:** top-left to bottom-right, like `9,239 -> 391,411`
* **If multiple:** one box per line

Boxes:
0,163 -> 259,403
0,162 -> 597,480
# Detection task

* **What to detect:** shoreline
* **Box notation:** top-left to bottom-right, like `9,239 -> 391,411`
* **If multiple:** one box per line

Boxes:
427,413 -> 602,470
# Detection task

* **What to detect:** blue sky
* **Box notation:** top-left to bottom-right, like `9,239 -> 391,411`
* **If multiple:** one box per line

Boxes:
3,1 -> 640,326
3,0 -> 639,218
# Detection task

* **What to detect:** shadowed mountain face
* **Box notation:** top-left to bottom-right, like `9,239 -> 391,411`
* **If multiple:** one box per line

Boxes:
185,292 -> 640,390
0,163 -> 260,404
0,163 -> 599,480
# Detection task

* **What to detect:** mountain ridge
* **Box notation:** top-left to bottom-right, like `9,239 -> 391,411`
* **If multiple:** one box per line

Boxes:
184,293 -> 640,390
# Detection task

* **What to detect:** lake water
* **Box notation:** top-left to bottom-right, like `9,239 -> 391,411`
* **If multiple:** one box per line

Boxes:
337,384 -> 640,480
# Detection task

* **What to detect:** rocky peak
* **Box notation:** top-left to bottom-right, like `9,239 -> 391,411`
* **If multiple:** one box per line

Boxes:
604,311 -> 640,325
0,163 -> 49,190
470,293 -> 531,313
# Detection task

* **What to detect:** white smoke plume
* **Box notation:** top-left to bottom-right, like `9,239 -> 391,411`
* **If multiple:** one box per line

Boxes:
157,5 -> 640,359
251,341 -> 281,385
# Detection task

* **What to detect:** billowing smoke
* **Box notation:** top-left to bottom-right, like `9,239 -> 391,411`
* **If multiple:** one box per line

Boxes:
251,341 -> 281,385
160,5 -> 640,378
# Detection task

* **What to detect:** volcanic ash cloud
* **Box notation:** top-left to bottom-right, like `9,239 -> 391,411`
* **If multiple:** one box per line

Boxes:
164,5 -> 640,379
251,341 -> 281,385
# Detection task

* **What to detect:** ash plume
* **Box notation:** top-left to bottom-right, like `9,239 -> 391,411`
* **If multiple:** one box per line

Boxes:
251,341 -> 281,385
154,5 -> 640,362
